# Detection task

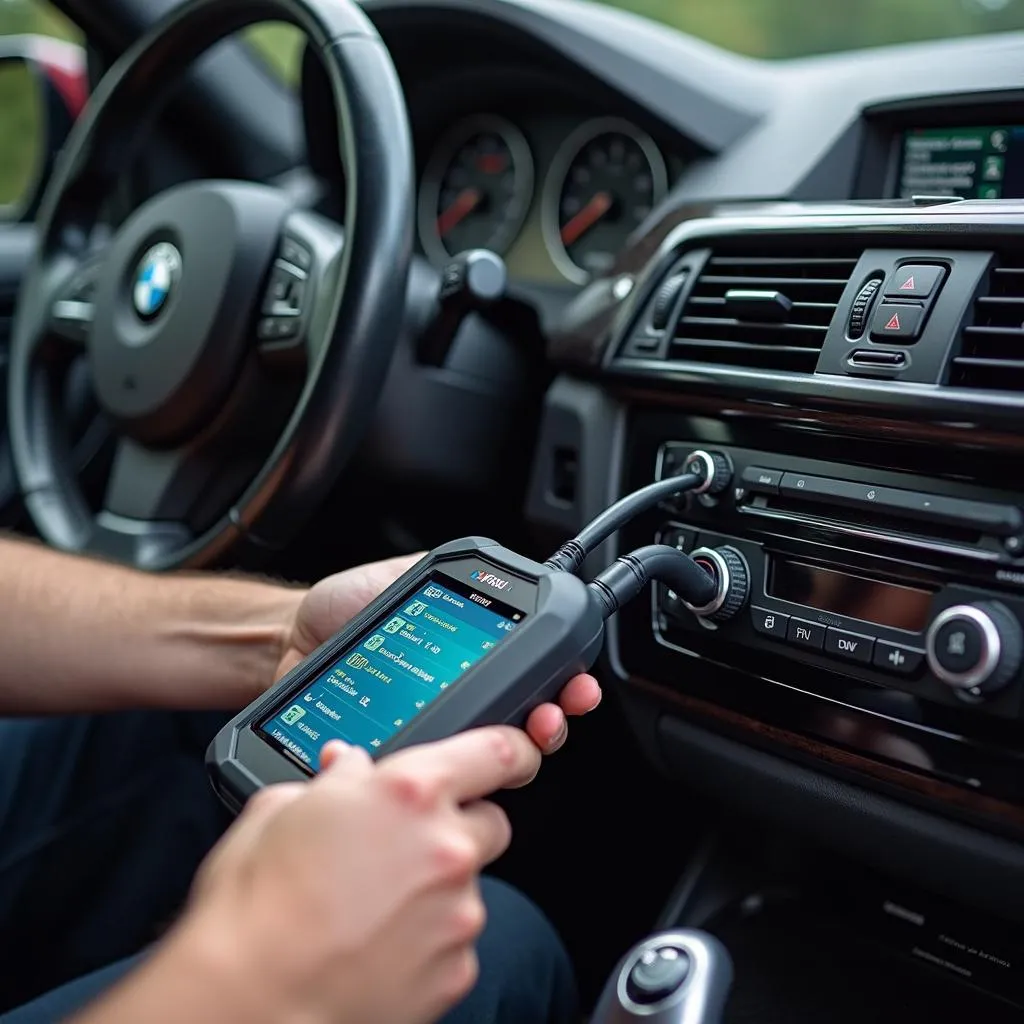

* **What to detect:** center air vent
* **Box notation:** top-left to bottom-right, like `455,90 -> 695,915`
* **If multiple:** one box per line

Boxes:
670,244 -> 860,372
949,257 -> 1024,392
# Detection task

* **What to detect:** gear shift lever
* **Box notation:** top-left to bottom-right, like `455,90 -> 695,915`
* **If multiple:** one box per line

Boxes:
591,930 -> 733,1024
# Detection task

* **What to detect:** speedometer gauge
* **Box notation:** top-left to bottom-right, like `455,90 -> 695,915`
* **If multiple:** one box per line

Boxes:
418,115 -> 534,265
543,118 -> 667,284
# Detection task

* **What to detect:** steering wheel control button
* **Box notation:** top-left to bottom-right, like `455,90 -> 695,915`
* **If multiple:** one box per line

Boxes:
683,449 -> 733,495
873,641 -> 925,676
885,264 -> 946,299
262,262 -> 307,317
787,618 -> 826,651
685,546 -> 749,623
131,242 -> 181,323
740,466 -> 783,495
626,947 -> 690,1005
824,627 -> 874,664
280,236 -> 312,272
752,607 -> 789,639
870,302 -> 925,342
926,603 -> 1023,696
257,317 -> 300,342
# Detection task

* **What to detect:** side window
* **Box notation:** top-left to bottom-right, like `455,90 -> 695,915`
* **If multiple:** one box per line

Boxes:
245,22 -> 303,88
0,0 -> 84,214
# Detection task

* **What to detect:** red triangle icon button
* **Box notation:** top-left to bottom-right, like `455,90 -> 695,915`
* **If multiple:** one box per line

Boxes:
899,275 -> 916,291
885,313 -> 901,330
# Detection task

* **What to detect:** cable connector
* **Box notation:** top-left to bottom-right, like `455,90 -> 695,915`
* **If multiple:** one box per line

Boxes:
545,472 -> 700,575
587,544 -> 718,620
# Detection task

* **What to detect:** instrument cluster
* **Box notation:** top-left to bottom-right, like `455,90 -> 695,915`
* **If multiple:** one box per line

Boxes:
416,111 -> 677,286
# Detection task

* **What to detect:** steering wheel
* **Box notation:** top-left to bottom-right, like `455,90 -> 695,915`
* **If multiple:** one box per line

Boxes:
7,0 -> 412,570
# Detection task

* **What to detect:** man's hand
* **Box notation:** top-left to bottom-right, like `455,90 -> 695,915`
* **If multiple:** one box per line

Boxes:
278,555 -> 602,753
75,729 -> 542,1024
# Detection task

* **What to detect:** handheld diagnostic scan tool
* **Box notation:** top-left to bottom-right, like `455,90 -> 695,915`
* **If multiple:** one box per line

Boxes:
208,462 -> 725,811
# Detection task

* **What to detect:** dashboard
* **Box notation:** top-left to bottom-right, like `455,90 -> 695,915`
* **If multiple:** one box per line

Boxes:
346,0 -> 1024,965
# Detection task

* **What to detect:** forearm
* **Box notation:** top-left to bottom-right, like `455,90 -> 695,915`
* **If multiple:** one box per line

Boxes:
0,536 -> 303,714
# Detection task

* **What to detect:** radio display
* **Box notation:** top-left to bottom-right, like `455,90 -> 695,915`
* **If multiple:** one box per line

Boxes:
897,126 -> 1024,199
768,558 -> 932,632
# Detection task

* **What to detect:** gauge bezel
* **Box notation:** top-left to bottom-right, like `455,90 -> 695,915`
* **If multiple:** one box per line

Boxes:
417,114 -> 535,266
542,116 -> 668,285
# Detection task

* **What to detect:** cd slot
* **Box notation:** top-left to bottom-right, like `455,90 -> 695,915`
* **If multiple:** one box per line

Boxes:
753,494 -> 982,547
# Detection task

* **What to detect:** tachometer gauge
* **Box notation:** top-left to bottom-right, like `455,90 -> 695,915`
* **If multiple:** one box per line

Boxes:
418,115 -> 534,264
543,118 -> 667,284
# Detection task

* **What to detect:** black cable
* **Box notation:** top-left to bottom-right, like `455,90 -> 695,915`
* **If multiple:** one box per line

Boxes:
587,543 -> 717,620
545,472 -> 700,574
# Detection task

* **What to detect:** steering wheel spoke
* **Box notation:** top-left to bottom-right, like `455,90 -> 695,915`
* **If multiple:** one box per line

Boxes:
256,210 -> 346,365
48,253 -> 104,348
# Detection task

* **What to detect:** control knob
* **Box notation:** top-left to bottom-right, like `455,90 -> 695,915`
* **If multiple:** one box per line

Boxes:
683,450 -> 733,495
925,601 -> 1023,698
684,546 -> 750,623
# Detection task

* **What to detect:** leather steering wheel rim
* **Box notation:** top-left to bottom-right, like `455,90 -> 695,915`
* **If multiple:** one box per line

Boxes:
7,0 -> 413,569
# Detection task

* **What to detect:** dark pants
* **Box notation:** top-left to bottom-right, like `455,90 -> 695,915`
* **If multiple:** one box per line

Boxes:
0,712 -> 576,1022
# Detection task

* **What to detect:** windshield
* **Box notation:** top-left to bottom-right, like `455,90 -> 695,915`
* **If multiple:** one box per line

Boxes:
245,0 -> 1024,83
604,0 -> 1024,58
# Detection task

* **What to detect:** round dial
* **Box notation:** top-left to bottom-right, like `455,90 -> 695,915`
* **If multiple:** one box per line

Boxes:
544,118 -> 667,284
418,115 -> 534,265
684,546 -> 750,624
925,602 -> 1023,697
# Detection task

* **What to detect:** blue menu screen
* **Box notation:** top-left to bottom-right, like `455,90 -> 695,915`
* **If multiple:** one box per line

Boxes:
257,574 -> 525,768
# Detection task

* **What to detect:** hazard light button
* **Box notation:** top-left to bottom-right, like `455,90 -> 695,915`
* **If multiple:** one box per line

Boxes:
884,264 -> 946,299
870,302 -> 925,342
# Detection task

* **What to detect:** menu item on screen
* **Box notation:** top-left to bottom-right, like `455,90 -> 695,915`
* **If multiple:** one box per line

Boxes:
898,126 -> 1024,199
257,574 -> 525,767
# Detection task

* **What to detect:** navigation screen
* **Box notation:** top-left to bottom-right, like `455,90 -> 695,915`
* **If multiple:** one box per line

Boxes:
257,574 -> 525,768
897,126 -> 1024,199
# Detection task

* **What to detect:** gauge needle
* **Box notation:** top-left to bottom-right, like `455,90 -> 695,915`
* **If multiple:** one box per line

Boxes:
560,191 -> 613,247
437,187 -> 482,237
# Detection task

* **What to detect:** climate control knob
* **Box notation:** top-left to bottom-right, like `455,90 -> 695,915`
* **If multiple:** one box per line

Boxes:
685,546 -> 750,623
683,449 -> 733,495
925,602 -> 1023,698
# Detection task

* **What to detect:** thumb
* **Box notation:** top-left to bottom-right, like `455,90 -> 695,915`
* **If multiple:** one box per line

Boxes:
317,739 -> 375,781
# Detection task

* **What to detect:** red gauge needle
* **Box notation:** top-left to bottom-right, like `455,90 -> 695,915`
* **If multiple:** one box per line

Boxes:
437,187 -> 482,237
560,191 -> 613,247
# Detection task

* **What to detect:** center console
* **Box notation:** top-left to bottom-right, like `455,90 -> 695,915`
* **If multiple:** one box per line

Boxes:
530,200 -> 1024,926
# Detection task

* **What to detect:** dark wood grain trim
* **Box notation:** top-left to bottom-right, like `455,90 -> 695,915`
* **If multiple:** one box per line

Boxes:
632,675 -> 1024,831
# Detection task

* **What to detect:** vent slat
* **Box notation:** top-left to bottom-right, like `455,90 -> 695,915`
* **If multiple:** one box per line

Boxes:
709,256 -> 858,268
679,316 -> 828,335
665,242 -> 860,373
696,275 -> 850,288
951,258 -> 1024,391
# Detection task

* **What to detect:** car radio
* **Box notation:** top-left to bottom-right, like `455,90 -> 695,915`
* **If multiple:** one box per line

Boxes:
648,443 -> 1024,722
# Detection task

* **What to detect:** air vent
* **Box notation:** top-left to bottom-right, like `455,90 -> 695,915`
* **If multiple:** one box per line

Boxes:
670,242 -> 860,372
950,257 -> 1024,392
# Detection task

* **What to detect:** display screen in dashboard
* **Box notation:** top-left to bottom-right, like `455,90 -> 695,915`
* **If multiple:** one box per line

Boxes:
768,558 -> 933,633
897,126 -> 1024,199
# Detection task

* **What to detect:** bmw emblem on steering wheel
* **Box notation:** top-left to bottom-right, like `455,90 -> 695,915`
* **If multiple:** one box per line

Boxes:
132,242 -> 182,321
